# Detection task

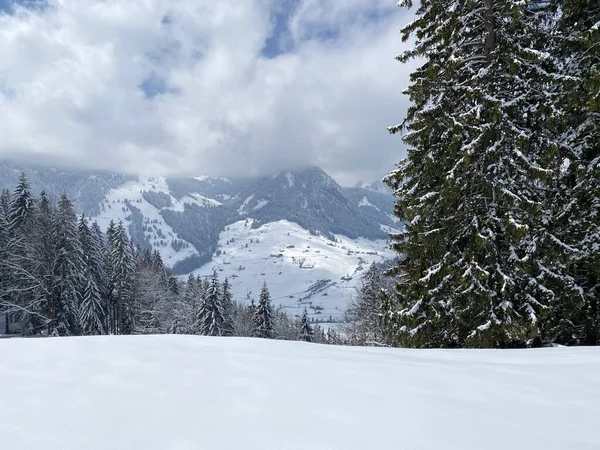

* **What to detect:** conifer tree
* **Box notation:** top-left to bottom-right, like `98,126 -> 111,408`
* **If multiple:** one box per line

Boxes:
80,276 -> 105,335
183,274 -> 201,334
51,194 -> 84,336
253,282 -> 274,338
384,0 -> 565,347
221,277 -> 235,336
299,309 -> 313,342
198,270 -> 225,336
30,191 -> 55,335
78,215 -> 106,335
3,173 -> 36,333
108,221 -> 135,334
549,0 -> 600,345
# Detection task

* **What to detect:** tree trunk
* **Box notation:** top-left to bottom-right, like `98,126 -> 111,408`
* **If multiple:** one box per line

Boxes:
484,0 -> 495,62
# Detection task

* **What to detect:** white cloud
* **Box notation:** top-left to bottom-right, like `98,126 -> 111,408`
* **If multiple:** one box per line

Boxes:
0,0 -> 415,184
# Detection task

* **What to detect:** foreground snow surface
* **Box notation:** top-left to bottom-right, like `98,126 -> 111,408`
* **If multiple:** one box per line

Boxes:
1,336 -> 599,450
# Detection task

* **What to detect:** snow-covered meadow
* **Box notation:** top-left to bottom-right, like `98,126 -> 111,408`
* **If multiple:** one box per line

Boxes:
193,219 -> 393,319
1,335 -> 599,449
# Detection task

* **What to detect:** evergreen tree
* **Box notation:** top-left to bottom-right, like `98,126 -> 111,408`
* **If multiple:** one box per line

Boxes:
108,221 -> 135,334
198,270 -> 225,336
30,191 -> 55,335
253,282 -> 274,338
3,173 -> 36,333
134,249 -> 174,334
299,309 -> 313,342
78,215 -> 106,335
182,273 -> 201,334
51,194 -> 84,336
80,276 -> 105,335
221,277 -> 235,336
103,220 -> 117,332
549,0 -> 600,345
384,0 -> 565,348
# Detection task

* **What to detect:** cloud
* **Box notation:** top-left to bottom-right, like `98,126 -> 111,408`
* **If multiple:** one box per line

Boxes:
0,0 -> 415,184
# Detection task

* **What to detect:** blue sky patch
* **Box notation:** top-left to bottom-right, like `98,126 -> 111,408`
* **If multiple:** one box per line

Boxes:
0,0 -> 48,14
139,73 -> 179,99
260,0 -> 301,59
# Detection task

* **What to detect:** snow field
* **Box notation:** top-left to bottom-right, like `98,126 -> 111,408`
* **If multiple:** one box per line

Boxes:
193,219 -> 394,320
0,335 -> 598,450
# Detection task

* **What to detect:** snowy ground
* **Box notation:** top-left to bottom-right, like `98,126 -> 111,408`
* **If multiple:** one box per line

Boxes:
1,336 -> 598,449
193,219 -> 394,320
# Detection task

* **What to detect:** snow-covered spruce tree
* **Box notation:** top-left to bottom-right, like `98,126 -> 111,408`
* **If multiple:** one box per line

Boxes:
384,0 -> 567,348
548,0 -> 600,345
0,190 -> 9,331
198,270 -> 226,336
30,191 -> 56,335
299,309 -> 313,342
108,221 -> 135,334
51,194 -> 84,336
221,277 -> 235,336
2,173 -> 37,333
184,273 -> 200,333
253,282 -> 274,338
103,220 -> 116,332
78,215 -> 107,335
133,249 -> 175,334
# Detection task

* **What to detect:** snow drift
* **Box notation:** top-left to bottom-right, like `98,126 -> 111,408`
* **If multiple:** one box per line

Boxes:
1,336 -> 599,449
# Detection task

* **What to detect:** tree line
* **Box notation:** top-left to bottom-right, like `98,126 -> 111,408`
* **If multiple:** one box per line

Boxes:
379,0 -> 599,347
0,174 -> 327,343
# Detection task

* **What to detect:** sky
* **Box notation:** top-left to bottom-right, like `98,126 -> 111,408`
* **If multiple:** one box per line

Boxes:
0,0 -> 415,185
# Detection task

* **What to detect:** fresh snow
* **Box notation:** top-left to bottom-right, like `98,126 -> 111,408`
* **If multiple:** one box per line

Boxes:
253,199 -> 269,211
0,335 -> 598,450
237,194 -> 255,215
171,193 -> 222,211
193,219 -> 393,320
358,195 -> 380,210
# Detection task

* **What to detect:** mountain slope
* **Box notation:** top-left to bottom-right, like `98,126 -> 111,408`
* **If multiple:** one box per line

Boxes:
1,335 -> 599,450
0,160 -> 397,269
193,219 -> 393,319
0,160 -> 399,311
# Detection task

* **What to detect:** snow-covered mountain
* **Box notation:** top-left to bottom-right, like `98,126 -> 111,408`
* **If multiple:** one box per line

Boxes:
194,219 -> 393,319
0,160 -> 400,314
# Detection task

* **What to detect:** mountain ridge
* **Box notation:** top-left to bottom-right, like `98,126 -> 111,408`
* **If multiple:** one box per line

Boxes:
0,160 -> 399,276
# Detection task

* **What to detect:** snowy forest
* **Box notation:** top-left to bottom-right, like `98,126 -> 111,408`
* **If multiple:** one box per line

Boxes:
381,0 -> 599,347
0,175 -> 340,343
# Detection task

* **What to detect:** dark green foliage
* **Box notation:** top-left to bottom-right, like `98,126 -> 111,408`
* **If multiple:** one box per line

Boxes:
142,190 -> 172,209
299,309 -> 313,342
383,0 -> 577,348
197,271 -> 226,336
124,201 -> 152,251
51,195 -> 84,336
380,0 -> 600,348
253,282 -> 274,338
